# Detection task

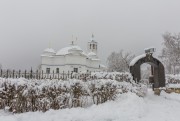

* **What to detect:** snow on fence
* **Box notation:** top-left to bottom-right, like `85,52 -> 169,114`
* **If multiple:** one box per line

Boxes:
0,69 -> 134,81
0,69 -> 94,80
0,72 -> 147,113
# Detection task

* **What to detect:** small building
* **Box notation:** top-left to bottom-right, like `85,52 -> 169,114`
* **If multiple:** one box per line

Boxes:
40,35 -> 106,74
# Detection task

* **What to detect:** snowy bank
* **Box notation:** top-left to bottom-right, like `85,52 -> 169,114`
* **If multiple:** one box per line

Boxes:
1,90 -> 180,121
0,74 -> 147,113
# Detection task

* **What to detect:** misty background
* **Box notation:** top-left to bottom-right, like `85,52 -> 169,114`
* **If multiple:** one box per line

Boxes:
0,0 -> 180,70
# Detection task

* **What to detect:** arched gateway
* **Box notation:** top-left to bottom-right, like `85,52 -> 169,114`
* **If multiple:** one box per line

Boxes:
130,49 -> 165,88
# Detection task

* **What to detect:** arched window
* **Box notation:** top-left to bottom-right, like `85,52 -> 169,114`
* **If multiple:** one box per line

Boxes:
93,44 -> 95,49
74,68 -> 78,73
46,68 -> 50,74
56,68 -> 59,73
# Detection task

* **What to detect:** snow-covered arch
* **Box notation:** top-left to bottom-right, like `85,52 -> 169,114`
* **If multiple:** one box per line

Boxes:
130,54 -> 165,88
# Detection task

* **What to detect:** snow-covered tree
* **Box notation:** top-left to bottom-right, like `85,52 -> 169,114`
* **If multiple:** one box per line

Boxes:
141,64 -> 151,80
107,50 -> 135,72
159,32 -> 180,74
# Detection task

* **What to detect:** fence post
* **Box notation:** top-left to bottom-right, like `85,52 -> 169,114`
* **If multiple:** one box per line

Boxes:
0,69 -> 2,77
36,70 -> 38,79
19,70 -> 21,78
53,70 -> 54,79
58,72 -> 59,80
13,70 -> 15,78
39,70 -> 40,80
71,71 -> 73,79
25,70 -> 27,79
63,71 -> 64,80
41,70 -> 43,79
30,68 -> 33,79
6,70 -> 9,78
68,71 -> 69,79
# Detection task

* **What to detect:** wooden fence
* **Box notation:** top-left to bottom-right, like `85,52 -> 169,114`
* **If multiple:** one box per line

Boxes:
0,69 -> 91,80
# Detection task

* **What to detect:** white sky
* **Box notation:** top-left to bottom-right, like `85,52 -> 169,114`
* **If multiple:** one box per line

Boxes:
1,0 -> 180,70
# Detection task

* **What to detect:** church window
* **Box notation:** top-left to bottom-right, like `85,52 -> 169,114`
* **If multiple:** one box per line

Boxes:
56,68 -> 59,73
46,68 -> 50,74
93,44 -> 95,49
90,44 -> 91,49
74,68 -> 78,73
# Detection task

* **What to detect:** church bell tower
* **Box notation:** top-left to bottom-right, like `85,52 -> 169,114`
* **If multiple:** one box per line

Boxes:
88,34 -> 98,54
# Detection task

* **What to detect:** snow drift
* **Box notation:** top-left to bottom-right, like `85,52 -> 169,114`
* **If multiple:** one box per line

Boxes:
0,72 -> 147,113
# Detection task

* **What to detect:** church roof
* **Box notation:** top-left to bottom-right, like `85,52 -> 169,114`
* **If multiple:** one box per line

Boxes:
88,52 -> 96,56
56,45 -> 84,56
43,48 -> 56,53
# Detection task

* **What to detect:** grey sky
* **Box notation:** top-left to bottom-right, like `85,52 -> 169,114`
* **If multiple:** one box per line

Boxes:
0,0 -> 180,70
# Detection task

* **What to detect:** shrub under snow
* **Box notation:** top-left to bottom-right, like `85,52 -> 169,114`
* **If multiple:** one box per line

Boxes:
166,74 -> 180,84
0,72 -> 147,113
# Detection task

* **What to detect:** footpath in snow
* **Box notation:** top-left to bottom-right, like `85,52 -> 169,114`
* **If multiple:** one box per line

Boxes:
1,89 -> 180,121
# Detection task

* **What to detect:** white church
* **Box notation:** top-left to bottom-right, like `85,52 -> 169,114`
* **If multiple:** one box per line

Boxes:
40,35 -> 106,74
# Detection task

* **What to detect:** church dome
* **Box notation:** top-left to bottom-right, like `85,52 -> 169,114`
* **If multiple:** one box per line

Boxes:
56,45 -> 83,56
41,48 -> 56,56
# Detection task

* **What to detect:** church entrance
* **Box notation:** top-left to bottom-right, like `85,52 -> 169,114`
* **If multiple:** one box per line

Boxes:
130,50 -> 165,88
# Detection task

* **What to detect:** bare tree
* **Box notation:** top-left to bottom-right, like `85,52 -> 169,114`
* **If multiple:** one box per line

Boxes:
159,32 -> 180,74
107,50 -> 135,72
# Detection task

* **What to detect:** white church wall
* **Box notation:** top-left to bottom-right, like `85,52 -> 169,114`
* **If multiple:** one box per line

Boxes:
65,55 -> 86,65
53,56 -> 65,65
41,56 -> 54,66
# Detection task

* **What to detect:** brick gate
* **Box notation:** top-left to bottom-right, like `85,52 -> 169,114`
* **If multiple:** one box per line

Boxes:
130,53 -> 165,88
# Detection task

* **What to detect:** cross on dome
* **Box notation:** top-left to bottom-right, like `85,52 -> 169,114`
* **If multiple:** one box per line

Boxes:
90,33 -> 96,42
70,35 -> 78,45
92,34 -> 94,38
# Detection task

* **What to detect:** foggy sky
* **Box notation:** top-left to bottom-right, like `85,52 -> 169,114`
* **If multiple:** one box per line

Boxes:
1,0 -> 180,70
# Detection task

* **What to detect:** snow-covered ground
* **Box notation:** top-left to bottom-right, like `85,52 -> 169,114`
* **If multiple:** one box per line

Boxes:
1,89 -> 180,121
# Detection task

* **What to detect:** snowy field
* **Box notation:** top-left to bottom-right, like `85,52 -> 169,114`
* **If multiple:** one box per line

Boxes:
1,90 -> 180,121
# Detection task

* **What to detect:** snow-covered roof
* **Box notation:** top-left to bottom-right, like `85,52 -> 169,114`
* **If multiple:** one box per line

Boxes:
41,55 -> 54,58
88,40 -> 97,43
130,54 -> 146,66
56,45 -> 83,56
88,52 -> 96,56
44,48 -> 56,53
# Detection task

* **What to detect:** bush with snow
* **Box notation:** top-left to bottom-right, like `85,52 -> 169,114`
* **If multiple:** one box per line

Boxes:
166,74 -> 180,84
0,72 -> 147,113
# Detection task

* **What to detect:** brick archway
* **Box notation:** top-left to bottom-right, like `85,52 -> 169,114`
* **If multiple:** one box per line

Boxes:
130,54 -> 165,88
